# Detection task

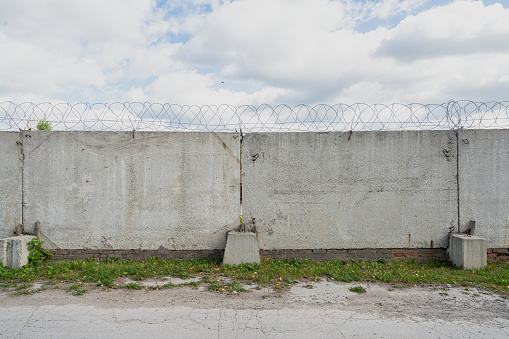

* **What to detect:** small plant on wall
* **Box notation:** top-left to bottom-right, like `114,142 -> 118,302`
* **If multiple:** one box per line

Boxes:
36,119 -> 52,131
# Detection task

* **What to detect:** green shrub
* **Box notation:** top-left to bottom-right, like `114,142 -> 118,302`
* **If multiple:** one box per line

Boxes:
36,119 -> 52,131
27,239 -> 52,266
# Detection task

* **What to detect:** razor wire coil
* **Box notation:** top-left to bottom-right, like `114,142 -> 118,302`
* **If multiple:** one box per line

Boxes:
1,101 -> 509,132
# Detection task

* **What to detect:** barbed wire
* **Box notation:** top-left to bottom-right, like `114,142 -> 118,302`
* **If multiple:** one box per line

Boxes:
1,101 -> 508,132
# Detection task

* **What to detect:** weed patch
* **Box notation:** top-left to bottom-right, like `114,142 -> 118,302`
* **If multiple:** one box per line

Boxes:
16,283 -> 32,291
0,283 -> 15,290
0,258 -> 507,296
349,286 -> 366,294
209,281 -> 246,294
123,283 -> 142,290
15,289 -> 38,296
182,281 -> 200,289
67,283 -> 88,296
27,239 -> 52,266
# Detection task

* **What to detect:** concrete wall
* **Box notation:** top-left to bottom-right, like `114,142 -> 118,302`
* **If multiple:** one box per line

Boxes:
459,129 -> 509,248
242,131 -> 458,250
21,131 -> 240,250
0,132 -> 22,239
2,129 -> 509,253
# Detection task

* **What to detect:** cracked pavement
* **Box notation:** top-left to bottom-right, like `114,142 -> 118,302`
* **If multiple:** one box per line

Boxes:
1,281 -> 508,338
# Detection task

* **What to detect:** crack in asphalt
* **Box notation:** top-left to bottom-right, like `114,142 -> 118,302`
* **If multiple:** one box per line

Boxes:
2,282 -> 509,338
15,306 -> 36,338
4,305 -> 509,338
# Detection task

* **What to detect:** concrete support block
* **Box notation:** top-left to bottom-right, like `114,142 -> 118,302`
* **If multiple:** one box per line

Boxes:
223,232 -> 260,265
0,236 -> 37,269
0,240 -> 7,266
449,234 -> 487,269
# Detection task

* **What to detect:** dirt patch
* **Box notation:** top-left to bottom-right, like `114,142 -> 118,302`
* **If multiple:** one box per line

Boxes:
1,277 -> 508,325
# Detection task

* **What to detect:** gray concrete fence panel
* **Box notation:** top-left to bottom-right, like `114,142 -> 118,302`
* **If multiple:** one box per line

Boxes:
459,129 -> 509,248
21,131 -> 240,250
2,129 -> 509,254
242,131 -> 458,250
0,132 -> 22,239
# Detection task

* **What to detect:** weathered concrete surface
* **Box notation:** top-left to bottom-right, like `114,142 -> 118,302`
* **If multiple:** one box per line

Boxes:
0,132 -> 22,239
223,231 -> 260,265
459,129 -> 509,248
22,131 -> 240,250
1,283 -> 508,339
0,235 -> 36,268
449,234 -> 487,269
3,305 -> 508,339
243,131 -> 458,250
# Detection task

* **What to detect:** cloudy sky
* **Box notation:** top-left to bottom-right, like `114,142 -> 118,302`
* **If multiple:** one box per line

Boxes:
1,0 -> 508,106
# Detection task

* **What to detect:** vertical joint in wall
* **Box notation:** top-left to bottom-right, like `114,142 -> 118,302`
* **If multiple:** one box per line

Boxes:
19,130 -> 25,232
455,128 -> 460,233
239,123 -> 244,225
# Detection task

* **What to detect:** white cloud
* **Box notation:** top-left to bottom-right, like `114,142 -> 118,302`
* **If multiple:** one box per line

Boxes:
0,31 -> 106,94
170,0 -> 509,104
0,0 -> 508,107
0,0 -> 174,101
175,0 -> 389,102
130,70 -> 287,106
0,0 -> 153,44
375,1 -> 509,60
362,0 -> 429,20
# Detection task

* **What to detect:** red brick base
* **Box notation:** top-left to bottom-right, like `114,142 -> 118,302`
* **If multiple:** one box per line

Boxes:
48,249 -> 224,261
259,248 -> 447,261
488,248 -> 509,261
47,248 -> 508,262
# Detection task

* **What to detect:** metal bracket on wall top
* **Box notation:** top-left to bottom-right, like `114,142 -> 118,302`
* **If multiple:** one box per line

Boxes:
465,220 -> 476,237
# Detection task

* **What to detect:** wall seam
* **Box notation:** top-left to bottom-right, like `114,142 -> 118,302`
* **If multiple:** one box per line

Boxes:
239,126 -> 244,230
20,131 -> 25,229
455,129 -> 460,233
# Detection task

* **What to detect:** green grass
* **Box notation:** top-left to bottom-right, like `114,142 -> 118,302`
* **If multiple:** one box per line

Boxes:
12,282 -> 47,296
15,289 -> 39,296
15,283 -> 32,291
0,283 -> 15,290
67,283 -> 88,296
349,285 -> 366,293
209,281 -> 246,293
1,257 -> 508,295
123,283 -> 142,290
